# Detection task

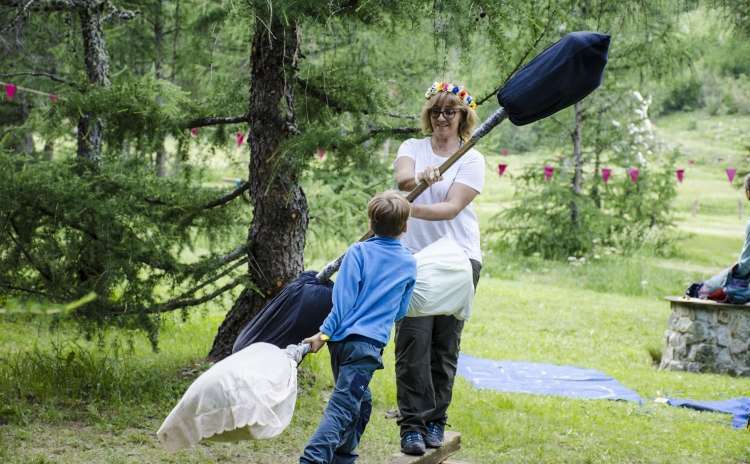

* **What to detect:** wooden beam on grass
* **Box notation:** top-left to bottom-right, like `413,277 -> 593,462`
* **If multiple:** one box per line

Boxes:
389,431 -> 461,464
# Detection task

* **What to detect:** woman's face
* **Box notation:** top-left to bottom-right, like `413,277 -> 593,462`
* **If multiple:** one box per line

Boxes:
429,105 -> 463,138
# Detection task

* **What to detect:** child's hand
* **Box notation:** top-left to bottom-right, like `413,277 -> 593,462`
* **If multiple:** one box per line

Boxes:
303,332 -> 327,353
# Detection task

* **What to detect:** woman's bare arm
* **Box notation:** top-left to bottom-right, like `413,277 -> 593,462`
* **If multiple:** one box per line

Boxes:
411,183 -> 478,221
394,157 -> 418,191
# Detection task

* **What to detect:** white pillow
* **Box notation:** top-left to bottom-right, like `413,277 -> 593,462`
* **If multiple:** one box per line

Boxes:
408,237 -> 475,320
157,342 -> 299,452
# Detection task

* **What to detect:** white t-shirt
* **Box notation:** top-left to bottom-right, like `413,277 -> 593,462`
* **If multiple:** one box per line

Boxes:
395,137 -> 485,263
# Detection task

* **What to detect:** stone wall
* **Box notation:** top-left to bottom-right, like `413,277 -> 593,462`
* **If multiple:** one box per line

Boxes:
660,298 -> 750,376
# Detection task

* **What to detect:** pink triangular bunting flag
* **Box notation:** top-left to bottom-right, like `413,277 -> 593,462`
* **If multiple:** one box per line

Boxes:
5,83 -> 16,101
628,167 -> 640,183
497,163 -> 507,176
727,167 -> 737,184
236,131 -> 245,146
675,169 -> 684,183
543,165 -> 554,181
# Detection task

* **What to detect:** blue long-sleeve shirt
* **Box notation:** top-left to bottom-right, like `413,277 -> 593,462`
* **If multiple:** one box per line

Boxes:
320,235 -> 416,346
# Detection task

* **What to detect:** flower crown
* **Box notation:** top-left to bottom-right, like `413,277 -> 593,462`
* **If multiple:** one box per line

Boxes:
425,82 -> 477,110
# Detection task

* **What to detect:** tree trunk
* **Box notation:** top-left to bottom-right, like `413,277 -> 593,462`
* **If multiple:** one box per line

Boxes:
208,16 -> 308,361
43,139 -> 54,161
170,0 -> 181,82
591,149 -> 601,208
154,0 -> 167,177
77,1 -> 111,164
570,101 -> 583,225
72,1 -> 111,296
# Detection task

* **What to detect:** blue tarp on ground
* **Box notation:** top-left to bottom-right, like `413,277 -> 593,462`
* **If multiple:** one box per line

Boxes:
457,354 -> 642,403
667,397 -> 750,429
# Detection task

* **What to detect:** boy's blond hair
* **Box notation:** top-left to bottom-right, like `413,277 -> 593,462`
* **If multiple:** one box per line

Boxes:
368,191 -> 410,237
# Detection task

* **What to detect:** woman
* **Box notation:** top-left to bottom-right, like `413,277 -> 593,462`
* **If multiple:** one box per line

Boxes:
393,82 -> 484,456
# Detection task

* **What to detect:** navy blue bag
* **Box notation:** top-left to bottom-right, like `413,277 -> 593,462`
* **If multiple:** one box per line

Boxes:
232,271 -> 333,353
498,32 -> 611,126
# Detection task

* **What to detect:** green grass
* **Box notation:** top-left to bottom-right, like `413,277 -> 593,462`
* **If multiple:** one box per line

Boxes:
2,110 -> 750,463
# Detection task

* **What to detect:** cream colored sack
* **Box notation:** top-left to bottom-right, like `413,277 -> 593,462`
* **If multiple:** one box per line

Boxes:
407,237 -> 475,320
157,342 -> 303,452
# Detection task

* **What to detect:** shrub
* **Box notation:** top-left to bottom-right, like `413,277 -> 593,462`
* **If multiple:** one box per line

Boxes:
660,75 -> 704,114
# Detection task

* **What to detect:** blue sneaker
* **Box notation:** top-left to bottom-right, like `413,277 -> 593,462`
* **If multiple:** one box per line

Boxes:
400,431 -> 426,455
424,421 -> 445,448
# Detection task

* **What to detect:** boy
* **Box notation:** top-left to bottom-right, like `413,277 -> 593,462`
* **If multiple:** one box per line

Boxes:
300,191 -> 417,464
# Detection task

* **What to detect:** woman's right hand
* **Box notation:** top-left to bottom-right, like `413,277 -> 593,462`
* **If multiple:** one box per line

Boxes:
416,165 -> 442,186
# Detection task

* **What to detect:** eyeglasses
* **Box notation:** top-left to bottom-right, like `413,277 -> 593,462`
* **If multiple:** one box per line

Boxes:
429,107 -> 459,120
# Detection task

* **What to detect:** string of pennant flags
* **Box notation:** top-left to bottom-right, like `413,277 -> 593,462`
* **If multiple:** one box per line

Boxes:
1,82 -> 744,182
3,81 -> 59,103
496,161 -> 739,184
4,81 -> 252,148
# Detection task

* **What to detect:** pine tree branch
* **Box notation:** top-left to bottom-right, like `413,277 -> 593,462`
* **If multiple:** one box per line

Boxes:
6,216 -> 54,282
547,114 -> 575,138
139,275 -> 245,315
383,112 -> 417,120
216,243 -> 250,267
297,77 -> 416,120
34,205 -> 98,240
177,257 -> 247,302
0,71 -> 81,89
0,0 -> 42,35
200,181 -> 249,210
82,275 -> 245,318
101,1 -> 137,23
184,114 -> 248,128
0,282 -> 56,299
0,0 -> 77,12
320,125 -> 420,151
183,242 -> 250,280
74,252 -> 251,318
476,0 -> 556,107
579,93 -> 626,121
32,205 -> 181,272
351,126 -> 419,145
297,77 -> 347,112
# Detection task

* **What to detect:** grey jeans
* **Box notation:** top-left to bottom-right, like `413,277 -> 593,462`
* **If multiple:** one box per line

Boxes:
395,258 -> 481,436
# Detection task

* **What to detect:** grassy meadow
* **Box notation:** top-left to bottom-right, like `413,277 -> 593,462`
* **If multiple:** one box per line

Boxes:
1,110 -> 749,463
